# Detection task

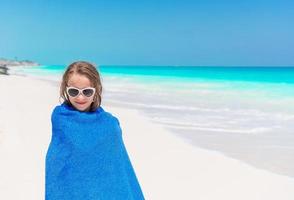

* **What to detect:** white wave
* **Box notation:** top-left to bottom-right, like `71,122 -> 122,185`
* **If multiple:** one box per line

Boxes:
162,123 -> 272,134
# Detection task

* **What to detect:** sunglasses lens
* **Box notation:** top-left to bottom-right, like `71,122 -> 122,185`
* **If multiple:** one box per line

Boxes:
67,88 -> 79,97
82,89 -> 95,97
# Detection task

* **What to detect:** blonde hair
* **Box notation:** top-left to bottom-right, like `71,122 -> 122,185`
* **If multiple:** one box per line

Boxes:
60,61 -> 102,112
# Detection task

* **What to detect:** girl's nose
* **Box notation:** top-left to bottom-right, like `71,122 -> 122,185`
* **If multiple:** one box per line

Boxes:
77,93 -> 85,100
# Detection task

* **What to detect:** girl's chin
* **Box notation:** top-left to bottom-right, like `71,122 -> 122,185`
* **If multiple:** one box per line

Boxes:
73,104 -> 91,111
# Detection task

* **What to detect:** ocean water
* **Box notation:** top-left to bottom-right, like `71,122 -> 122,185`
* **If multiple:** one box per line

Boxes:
11,65 -> 294,177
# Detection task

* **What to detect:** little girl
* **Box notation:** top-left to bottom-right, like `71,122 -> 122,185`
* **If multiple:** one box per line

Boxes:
45,61 -> 144,199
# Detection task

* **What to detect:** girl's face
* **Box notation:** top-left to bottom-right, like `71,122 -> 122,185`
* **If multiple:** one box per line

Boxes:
67,73 -> 95,112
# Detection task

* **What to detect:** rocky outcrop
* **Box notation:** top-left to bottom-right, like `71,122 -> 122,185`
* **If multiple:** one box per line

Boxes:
0,58 -> 40,67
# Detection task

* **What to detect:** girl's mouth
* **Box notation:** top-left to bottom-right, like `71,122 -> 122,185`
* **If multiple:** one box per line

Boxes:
76,102 -> 87,105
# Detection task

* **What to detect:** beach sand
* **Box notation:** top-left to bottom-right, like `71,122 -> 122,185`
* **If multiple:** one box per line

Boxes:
1,75 -> 294,200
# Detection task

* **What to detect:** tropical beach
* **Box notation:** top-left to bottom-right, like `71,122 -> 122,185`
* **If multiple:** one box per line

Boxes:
1,0 -> 294,199
14,65 -> 294,177
1,68 -> 294,199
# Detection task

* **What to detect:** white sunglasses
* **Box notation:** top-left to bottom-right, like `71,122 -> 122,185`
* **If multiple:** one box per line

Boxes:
66,86 -> 96,98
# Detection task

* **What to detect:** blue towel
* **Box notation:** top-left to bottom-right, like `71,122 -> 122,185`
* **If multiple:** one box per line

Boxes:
45,103 -> 144,200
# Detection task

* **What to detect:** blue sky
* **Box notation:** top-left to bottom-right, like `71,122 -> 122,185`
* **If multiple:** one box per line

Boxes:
0,0 -> 293,66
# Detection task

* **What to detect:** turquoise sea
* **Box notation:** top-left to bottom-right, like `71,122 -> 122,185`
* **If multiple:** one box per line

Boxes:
11,65 -> 294,177
14,65 -> 294,83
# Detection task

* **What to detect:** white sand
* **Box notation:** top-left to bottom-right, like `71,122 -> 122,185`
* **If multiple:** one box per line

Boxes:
1,75 -> 294,200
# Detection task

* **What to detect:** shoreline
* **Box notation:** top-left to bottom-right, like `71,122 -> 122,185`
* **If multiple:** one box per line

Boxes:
1,75 -> 294,199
